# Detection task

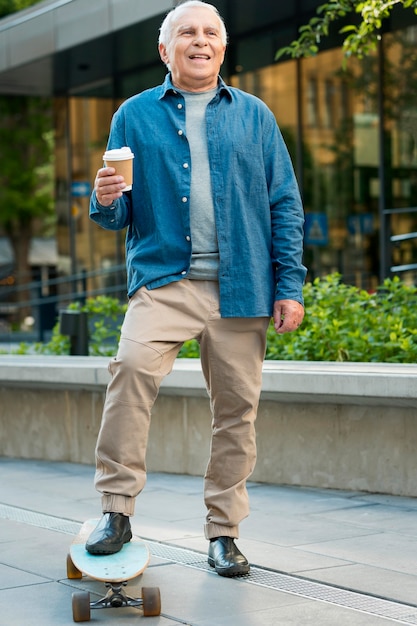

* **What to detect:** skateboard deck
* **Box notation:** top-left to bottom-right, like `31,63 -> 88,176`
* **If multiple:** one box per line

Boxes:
70,518 -> 150,582
67,519 -> 161,622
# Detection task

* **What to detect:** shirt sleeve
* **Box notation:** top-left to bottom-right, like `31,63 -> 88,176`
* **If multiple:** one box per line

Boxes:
89,192 -> 131,231
263,112 -> 307,305
89,107 -> 132,231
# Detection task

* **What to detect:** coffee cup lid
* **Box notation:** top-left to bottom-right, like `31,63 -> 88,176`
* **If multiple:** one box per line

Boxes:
103,146 -> 134,160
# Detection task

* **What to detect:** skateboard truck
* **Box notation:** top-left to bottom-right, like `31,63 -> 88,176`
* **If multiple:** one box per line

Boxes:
71,584 -> 161,622
95,581 -> 140,608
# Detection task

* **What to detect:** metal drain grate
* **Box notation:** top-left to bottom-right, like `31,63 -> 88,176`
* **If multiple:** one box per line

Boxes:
145,539 -> 417,625
0,503 -> 81,535
2,502 -> 417,625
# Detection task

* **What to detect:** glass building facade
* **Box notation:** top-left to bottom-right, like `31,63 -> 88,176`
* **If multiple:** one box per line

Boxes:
3,0 -> 417,292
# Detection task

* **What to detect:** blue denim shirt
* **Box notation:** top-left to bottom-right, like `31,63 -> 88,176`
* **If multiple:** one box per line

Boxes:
90,74 -> 306,317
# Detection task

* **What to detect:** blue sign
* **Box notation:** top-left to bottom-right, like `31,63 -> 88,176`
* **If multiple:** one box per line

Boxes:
347,214 -> 374,236
71,181 -> 91,197
304,213 -> 328,246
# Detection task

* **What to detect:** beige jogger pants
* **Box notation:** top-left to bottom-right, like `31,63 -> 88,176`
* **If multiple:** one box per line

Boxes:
94,279 -> 269,539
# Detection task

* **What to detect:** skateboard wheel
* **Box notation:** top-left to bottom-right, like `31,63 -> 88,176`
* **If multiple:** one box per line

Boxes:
72,590 -> 91,622
66,553 -> 82,579
142,586 -> 161,616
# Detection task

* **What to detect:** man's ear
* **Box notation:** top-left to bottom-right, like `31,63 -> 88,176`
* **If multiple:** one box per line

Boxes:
159,43 -> 169,65
221,46 -> 226,65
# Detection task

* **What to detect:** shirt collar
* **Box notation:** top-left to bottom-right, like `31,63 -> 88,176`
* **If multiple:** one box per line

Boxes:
159,73 -> 232,101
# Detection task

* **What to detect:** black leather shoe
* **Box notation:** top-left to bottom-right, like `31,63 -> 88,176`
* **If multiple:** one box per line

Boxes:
85,513 -> 132,555
208,536 -> 250,577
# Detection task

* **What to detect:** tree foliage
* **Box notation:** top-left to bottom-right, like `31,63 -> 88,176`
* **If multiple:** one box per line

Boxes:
0,95 -> 54,322
0,0 -> 53,323
276,0 -> 417,61
0,0 -> 42,18
0,97 -> 53,227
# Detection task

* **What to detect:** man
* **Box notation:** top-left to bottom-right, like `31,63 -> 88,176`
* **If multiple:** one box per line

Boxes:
86,0 -> 306,578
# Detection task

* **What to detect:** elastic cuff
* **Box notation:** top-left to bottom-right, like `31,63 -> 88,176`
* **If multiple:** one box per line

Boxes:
204,523 -> 239,540
101,494 -> 135,516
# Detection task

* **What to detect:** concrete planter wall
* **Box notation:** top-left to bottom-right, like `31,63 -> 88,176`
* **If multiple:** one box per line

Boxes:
0,356 -> 416,496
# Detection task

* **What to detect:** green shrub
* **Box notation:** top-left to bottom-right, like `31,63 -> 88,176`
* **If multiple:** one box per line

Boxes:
266,273 -> 417,362
34,295 -> 127,356
10,274 -> 417,362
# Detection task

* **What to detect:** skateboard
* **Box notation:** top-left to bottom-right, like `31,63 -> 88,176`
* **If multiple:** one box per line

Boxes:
67,519 -> 161,622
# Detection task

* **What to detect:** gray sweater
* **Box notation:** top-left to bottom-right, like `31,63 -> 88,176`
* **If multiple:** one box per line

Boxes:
181,88 -> 219,280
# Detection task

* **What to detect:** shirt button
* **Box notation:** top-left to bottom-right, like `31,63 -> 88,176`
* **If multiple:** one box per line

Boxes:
181,271 -> 187,275
186,235 -> 191,241
183,163 -> 189,169
182,196 -> 188,203
178,130 -> 183,136
177,103 -> 183,109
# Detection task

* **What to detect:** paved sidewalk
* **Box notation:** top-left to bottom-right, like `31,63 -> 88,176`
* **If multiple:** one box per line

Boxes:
1,458 -> 417,625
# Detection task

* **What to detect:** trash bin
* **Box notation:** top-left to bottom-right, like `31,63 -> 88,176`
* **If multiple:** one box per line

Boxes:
59,310 -> 89,356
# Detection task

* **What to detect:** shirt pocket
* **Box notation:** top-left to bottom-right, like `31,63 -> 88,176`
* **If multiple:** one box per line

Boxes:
232,141 -> 265,194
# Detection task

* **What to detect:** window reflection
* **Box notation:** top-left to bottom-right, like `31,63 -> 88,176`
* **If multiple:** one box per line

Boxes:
233,27 -> 417,289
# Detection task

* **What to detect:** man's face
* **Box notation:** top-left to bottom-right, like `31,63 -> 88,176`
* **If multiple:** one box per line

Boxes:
159,6 -> 226,92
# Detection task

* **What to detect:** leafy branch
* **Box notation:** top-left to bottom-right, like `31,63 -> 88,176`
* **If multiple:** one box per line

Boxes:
276,0 -> 417,61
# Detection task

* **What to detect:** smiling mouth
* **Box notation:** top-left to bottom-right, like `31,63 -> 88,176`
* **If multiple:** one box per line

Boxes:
189,54 -> 211,60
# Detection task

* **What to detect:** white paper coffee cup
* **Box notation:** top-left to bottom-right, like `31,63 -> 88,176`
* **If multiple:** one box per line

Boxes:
103,147 -> 134,191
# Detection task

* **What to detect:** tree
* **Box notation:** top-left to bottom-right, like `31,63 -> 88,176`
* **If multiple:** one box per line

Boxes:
0,97 -> 54,320
276,0 -> 417,61
0,0 -> 53,324
0,0 -> 42,18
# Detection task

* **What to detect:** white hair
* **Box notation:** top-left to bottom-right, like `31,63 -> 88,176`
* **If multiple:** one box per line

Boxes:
159,1 -> 228,49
